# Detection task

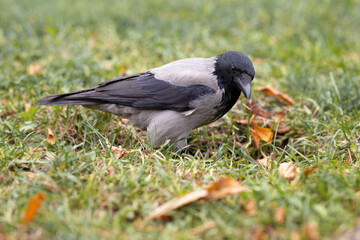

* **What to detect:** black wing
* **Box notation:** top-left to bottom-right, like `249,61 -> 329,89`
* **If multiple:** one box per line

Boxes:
37,72 -> 216,112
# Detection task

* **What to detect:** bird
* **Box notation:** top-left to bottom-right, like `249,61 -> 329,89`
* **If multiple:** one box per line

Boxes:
37,51 -> 255,150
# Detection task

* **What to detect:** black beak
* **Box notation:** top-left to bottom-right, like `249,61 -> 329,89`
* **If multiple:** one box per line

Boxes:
234,74 -> 252,100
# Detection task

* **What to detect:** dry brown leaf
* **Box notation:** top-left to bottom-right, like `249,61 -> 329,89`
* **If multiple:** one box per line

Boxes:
205,177 -> 246,200
249,114 -> 256,125
107,166 -> 115,177
257,156 -> 272,169
346,52 -> 359,61
0,110 -> 16,118
258,85 -> 295,105
246,100 -> 272,118
245,200 -> 257,216
145,189 -> 208,222
278,162 -> 300,181
291,232 -> 301,240
120,118 -> 129,124
145,177 -> 246,223
275,125 -> 292,134
106,145 -> 135,159
345,148 -> 353,164
304,223 -> 319,240
234,118 -> 250,125
235,114 -> 292,135
252,230 -> 267,240
21,193 -> 46,226
189,220 -> 217,235
25,103 -> 31,113
27,64 -> 43,75
23,172 -> 41,180
274,207 -> 286,224
303,164 -> 318,177
273,112 -> 285,122
47,128 -> 55,145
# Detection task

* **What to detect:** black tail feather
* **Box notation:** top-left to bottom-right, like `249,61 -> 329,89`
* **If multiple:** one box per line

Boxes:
37,89 -> 102,105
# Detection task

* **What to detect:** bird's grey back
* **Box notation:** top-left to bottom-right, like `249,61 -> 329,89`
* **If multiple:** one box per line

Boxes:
149,57 -> 218,90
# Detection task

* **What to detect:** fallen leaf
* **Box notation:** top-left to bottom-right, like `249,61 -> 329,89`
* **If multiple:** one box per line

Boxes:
189,220 -> 217,235
258,85 -> 295,105
106,145 -> 135,159
145,189 -> 208,222
47,128 -> 55,145
346,52 -> 359,61
304,223 -> 319,240
21,193 -> 46,226
274,207 -> 286,224
303,164 -> 318,177
257,156 -> 272,169
27,64 -> 43,75
253,58 -> 264,64
251,125 -> 273,142
251,125 -> 273,148
251,131 -> 261,148
145,177 -> 246,223
345,148 -> 353,164
107,166 -> 115,177
291,232 -> 301,240
275,124 -> 292,134
0,110 -> 16,118
278,162 -> 300,181
273,112 -> 285,122
25,103 -> 31,114
246,101 -> 272,118
205,177 -> 246,200
253,230 -> 267,240
235,116 -> 292,135
245,200 -> 257,216
23,172 -> 41,180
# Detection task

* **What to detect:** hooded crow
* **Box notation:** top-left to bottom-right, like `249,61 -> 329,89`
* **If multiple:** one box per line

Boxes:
37,51 -> 255,149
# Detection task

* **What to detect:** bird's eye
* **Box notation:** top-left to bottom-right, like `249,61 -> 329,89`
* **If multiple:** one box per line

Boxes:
231,65 -> 236,72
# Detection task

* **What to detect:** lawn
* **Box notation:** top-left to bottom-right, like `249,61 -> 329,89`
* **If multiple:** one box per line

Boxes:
1,0 -> 360,239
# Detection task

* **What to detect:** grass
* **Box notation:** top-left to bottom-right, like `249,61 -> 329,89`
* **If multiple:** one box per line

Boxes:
1,0 -> 360,239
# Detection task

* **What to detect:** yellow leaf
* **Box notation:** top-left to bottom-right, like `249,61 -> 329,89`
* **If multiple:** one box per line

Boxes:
251,125 -> 273,143
47,128 -> 55,145
251,130 -> 260,149
21,193 -> 46,226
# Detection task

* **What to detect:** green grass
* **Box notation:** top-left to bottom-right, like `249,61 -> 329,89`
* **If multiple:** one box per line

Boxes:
1,0 -> 360,239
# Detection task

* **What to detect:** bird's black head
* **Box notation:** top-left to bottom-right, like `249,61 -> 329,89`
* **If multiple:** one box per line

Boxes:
214,51 -> 255,99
